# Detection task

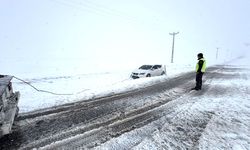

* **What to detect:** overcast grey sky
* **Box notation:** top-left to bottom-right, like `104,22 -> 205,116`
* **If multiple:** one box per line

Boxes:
1,0 -> 250,74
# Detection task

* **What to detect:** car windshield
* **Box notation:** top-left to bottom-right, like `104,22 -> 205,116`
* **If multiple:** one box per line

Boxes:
139,65 -> 152,70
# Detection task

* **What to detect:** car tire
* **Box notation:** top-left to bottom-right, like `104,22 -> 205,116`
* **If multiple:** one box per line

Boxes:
146,74 -> 151,77
161,71 -> 165,75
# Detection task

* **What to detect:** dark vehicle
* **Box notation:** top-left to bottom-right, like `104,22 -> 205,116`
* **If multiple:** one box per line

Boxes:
0,75 -> 20,137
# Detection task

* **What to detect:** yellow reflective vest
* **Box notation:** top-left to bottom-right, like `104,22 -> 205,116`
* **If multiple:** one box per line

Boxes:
196,58 -> 206,73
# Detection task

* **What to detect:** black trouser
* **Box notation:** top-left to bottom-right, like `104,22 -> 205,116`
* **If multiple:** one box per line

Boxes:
195,72 -> 203,90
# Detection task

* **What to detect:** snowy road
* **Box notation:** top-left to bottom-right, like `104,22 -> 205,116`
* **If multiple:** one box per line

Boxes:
0,65 -> 250,149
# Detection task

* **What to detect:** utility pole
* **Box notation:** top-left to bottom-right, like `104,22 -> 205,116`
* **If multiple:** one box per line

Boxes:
216,47 -> 219,60
169,32 -> 179,63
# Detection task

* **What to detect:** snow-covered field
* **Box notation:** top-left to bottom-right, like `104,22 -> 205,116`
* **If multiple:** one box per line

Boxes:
12,63 -> 194,113
1,56 -> 250,149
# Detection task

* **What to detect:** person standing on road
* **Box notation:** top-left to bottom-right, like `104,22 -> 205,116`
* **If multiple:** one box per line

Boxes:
192,53 -> 206,90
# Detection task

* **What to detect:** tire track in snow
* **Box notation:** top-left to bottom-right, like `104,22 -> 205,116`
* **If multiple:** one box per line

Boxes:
35,69 -> 223,149
20,83 -> 192,149
0,67 -> 222,149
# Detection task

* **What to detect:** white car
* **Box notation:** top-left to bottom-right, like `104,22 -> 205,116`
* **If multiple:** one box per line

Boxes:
131,65 -> 166,79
